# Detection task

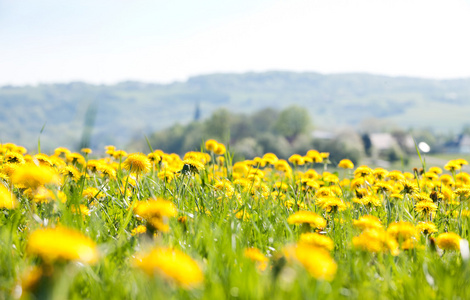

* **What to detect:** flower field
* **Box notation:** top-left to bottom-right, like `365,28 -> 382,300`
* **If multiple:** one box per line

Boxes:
1,140 -> 470,299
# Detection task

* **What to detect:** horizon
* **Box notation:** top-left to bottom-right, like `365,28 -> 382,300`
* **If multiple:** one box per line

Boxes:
2,70 -> 470,88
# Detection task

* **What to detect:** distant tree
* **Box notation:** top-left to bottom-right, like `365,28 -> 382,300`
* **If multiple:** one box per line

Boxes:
232,138 -> 263,160
274,106 -> 311,143
362,134 -> 372,156
193,102 -> 201,121
204,109 -> 231,142
462,124 -> 470,135
257,132 -> 292,159
251,108 -> 279,132
229,114 -> 254,143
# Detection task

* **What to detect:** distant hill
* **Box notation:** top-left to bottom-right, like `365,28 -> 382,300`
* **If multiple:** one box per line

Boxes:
1,71 -> 469,152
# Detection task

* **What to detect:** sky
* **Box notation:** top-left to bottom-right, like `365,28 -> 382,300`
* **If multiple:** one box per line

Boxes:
1,0 -> 470,86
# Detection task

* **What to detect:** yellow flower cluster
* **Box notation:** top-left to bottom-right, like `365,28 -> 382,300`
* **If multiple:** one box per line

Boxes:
134,198 -> 177,232
133,247 -> 203,288
27,227 -> 98,264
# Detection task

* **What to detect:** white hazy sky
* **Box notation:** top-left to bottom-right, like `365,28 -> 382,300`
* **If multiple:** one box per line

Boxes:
1,0 -> 470,85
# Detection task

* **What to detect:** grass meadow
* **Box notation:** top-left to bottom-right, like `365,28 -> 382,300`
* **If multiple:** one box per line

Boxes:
1,140 -> 470,299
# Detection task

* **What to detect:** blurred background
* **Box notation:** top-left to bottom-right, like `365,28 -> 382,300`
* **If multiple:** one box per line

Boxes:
1,0 -> 470,167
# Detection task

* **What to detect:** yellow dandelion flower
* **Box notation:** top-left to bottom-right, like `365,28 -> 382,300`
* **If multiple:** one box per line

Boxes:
454,187 -> 470,198
373,168 -> 389,180
105,145 -> 116,151
338,159 -> 354,169
214,181 -> 235,197
415,201 -> 438,215
423,172 -> 439,181
133,247 -> 203,289
374,181 -> 393,193
48,155 -> 66,167
353,195 -> 382,207
440,174 -> 455,186
299,233 -> 334,251
436,232 -> 461,251
303,169 -> 320,180
401,238 -> 419,250
158,170 -> 177,182
98,164 -> 117,179
54,147 -> 71,157
353,215 -> 383,231
181,159 -> 205,175
4,152 -> 25,165
306,150 -> 323,163
86,160 -> 103,173
31,187 -> 66,203
33,154 -> 53,167
244,247 -> 268,271
66,152 -> 86,165
0,163 -> 19,178
148,152 -> 162,164
283,199 -> 307,210
71,204 -> 90,216
274,160 -> 292,173
183,151 -> 208,164
0,173 -> 8,182
131,225 -> 147,236
274,181 -> 289,191
0,184 -> 18,209
352,229 -> 399,255
134,198 -> 177,232
340,178 -> 350,187
429,166 -> 443,174
287,211 -> 326,229
232,162 -> 249,175
416,222 -> 438,235
302,156 -> 313,163
391,193 -> 403,200
11,165 -> 59,190
214,143 -> 226,156
288,154 -> 305,165
323,174 -> 339,184
401,180 -> 419,195
354,165 -> 373,177
82,187 -> 104,201
413,192 -> 433,202
285,243 -> 337,281
248,168 -> 265,179
316,196 -> 347,213
456,172 -> 470,184
403,172 -> 414,180
354,188 -> 369,198
387,221 -> 417,241
444,160 -> 461,172
205,139 -> 218,152
262,153 -> 278,165
386,170 -> 405,181
81,148 -> 92,154
60,165 -> 81,181
455,159 -> 469,167
315,186 -> 333,198
112,150 -> 128,160
1,143 -> 17,151
123,153 -> 151,174
27,227 -> 98,264
18,265 -> 43,295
